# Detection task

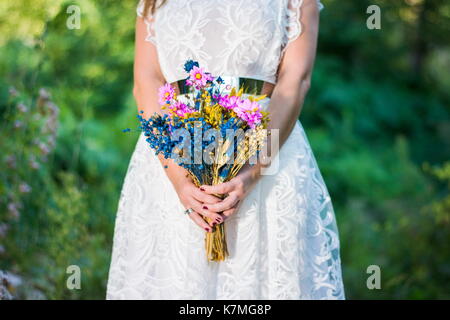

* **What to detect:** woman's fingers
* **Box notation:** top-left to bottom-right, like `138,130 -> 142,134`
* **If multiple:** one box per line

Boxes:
200,181 -> 234,196
205,193 -> 239,213
187,211 -> 213,232
222,207 -> 236,219
193,188 -> 222,204
180,181 -> 242,231
222,200 -> 240,219
190,198 -> 224,226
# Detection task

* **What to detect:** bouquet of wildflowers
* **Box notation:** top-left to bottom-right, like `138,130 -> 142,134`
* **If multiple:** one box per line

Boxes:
137,60 -> 269,262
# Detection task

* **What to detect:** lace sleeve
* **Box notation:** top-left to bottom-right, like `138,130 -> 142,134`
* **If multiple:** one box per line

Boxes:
317,0 -> 324,11
281,0 -> 323,56
136,0 -> 156,44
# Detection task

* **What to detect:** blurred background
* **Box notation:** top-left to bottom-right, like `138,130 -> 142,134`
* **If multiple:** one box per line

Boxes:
0,0 -> 449,299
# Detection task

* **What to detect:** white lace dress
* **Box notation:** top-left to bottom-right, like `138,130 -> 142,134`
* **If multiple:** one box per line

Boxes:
106,0 -> 345,300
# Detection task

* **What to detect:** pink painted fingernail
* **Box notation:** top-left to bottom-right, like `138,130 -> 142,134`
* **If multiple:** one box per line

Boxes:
200,187 -> 205,191
205,227 -> 211,232
202,206 -> 208,210
212,222 -> 217,226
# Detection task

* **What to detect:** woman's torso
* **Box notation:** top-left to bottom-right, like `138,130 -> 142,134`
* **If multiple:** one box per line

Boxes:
139,0 -> 314,84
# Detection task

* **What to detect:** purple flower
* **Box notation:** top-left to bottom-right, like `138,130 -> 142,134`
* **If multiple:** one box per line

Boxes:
216,94 -> 240,110
216,94 -> 263,128
5,155 -> 16,169
29,156 -> 40,170
46,102 -> 59,115
14,120 -> 23,129
39,88 -> 50,100
0,224 -> 8,238
233,99 -> 263,129
169,101 -> 195,117
7,203 -> 21,220
17,102 -> 28,113
19,183 -> 32,194
8,86 -> 18,97
38,142 -> 50,155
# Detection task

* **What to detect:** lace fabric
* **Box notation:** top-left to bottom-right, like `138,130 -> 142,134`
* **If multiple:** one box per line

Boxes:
136,0 -> 156,44
136,0 -> 324,84
281,0 -> 324,58
107,0 -> 344,300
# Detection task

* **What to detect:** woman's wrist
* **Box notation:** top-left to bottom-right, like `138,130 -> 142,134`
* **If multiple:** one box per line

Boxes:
239,163 -> 262,189
157,155 -> 192,191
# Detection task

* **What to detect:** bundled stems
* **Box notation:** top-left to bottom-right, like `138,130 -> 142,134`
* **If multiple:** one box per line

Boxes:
205,208 -> 229,262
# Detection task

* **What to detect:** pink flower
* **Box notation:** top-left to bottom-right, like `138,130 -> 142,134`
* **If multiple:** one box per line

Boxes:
169,101 -> 195,117
186,66 -> 213,89
158,83 -> 175,105
216,94 -> 240,110
233,99 -> 263,128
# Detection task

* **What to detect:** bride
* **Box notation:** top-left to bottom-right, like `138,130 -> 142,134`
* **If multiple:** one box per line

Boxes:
106,0 -> 345,300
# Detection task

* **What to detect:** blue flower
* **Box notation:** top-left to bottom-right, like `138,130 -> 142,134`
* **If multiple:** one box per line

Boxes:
184,59 -> 199,73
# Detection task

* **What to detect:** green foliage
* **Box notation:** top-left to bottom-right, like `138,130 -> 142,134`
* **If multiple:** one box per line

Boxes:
0,0 -> 449,299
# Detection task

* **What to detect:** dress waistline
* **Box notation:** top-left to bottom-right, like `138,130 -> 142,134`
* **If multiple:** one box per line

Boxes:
170,76 -> 275,98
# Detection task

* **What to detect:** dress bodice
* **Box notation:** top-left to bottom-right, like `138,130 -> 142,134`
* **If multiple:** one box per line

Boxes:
137,0 -> 323,84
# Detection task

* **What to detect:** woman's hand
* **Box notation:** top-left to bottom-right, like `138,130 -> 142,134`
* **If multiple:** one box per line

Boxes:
173,173 -> 225,232
159,155 -> 224,232
200,164 -> 261,221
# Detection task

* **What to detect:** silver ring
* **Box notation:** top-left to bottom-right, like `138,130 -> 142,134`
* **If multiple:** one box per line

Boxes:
184,208 -> 194,215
